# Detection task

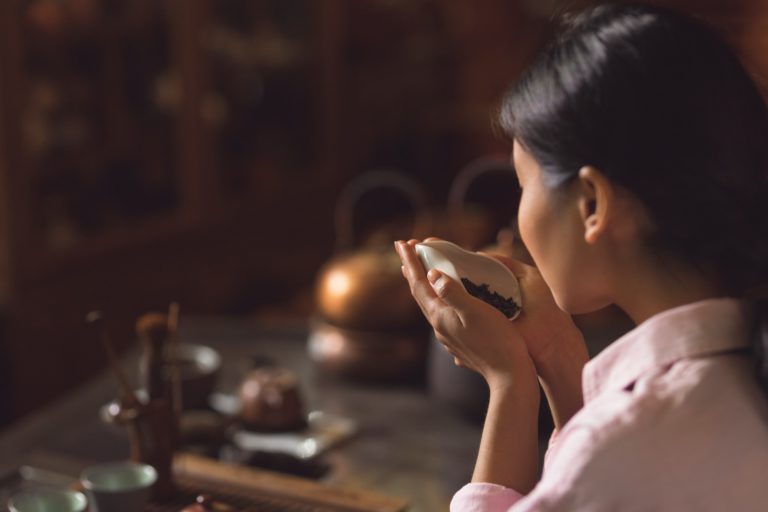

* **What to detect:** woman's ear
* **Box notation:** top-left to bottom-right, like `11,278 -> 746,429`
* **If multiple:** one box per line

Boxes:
577,166 -> 613,245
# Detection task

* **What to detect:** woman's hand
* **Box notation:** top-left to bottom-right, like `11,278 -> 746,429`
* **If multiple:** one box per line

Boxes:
395,239 -> 538,394
397,237 -> 542,492
397,238 -> 588,428
482,251 -> 589,429
481,252 -> 588,372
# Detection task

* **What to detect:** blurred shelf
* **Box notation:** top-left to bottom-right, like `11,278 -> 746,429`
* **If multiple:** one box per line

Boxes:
0,0 -> 543,424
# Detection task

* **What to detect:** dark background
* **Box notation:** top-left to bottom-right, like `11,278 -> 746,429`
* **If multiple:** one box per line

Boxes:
1,0 -> 766,426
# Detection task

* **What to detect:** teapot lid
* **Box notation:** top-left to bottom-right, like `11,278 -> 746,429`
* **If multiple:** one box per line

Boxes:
180,494 -> 237,512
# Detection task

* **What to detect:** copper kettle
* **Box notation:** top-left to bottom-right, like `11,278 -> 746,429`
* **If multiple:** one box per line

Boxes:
310,170 -> 431,380
314,170 -> 430,331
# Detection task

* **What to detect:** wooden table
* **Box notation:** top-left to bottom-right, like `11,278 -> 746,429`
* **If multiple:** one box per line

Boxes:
0,318 -> 486,511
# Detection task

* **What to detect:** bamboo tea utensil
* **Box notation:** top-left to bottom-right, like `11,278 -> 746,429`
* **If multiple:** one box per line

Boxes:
85,311 -> 140,407
167,302 -> 182,416
136,313 -> 170,401
135,312 -> 178,500
172,453 -> 408,512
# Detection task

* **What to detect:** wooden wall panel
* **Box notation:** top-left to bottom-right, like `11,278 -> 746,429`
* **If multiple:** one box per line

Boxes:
517,0 -> 768,100
0,132 -> 8,307
604,0 -> 768,99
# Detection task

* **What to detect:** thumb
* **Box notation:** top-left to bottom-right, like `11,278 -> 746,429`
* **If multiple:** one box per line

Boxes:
427,269 -> 474,311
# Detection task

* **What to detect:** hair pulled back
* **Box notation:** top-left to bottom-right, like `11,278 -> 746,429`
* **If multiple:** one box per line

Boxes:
500,4 -> 768,390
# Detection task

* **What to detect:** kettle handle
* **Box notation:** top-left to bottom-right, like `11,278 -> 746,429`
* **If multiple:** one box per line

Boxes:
447,156 -> 517,211
335,169 -> 430,251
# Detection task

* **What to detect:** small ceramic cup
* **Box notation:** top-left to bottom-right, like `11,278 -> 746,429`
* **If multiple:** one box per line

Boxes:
80,461 -> 157,512
8,489 -> 88,512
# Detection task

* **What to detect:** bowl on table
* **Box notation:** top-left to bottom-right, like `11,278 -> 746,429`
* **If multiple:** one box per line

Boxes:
7,489 -> 87,512
80,461 -> 157,512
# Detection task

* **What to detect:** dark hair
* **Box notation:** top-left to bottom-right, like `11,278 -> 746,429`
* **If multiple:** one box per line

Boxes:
500,5 -> 768,390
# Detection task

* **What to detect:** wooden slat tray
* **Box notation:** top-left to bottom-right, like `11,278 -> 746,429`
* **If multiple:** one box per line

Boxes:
147,453 -> 407,512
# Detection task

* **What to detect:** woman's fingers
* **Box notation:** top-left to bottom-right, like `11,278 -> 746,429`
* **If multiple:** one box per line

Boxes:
397,241 -> 434,296
398,240 -> 485,331
396,240 -> 443,322
406,240 -> 474,320
426,269 -> 471,327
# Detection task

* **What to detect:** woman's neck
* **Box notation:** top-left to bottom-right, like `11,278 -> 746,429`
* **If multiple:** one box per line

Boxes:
613,255 -> 723,325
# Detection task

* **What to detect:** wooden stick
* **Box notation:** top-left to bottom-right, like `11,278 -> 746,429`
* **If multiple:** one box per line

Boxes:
167,302 -> 182,416
86,311 -> 140,406
174,453 -> 408,512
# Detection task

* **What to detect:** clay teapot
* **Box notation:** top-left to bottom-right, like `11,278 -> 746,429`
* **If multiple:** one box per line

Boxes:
238,367 -> 306,432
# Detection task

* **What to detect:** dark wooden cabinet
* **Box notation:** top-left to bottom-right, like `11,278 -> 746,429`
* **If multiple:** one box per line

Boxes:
0,0 -> 551,423
0,0 -> 350,422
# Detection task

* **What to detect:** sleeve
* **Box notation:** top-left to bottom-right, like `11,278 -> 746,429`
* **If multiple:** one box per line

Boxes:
450,483 -> 524,512
449,426 -> 597,512
449,430 -> 561,512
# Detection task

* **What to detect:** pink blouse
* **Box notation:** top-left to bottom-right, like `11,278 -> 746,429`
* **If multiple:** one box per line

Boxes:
451,298 -> 768,511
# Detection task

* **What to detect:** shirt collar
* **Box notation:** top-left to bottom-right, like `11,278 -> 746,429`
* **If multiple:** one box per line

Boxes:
582,298 -> 752,403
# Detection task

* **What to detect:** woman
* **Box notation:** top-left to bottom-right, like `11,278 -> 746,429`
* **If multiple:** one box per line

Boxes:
396,4 -> 768,510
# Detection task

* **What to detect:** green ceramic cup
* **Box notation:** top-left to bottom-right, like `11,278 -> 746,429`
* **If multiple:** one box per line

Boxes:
7,489 -> 88,512
80,461 -> 157,512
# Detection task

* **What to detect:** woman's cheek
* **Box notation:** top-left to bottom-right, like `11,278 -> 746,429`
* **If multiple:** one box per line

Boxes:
516,199 -> 541,263
517,192 -> 547,276
516,195 -> 533,256
517,191 -> 569,311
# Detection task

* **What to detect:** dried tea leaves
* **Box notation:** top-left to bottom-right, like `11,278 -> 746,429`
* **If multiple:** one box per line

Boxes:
460,277 -> 521,318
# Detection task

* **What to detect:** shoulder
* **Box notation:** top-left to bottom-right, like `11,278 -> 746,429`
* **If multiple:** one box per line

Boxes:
567,355 -> 768,466
532,355 -> 768,509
